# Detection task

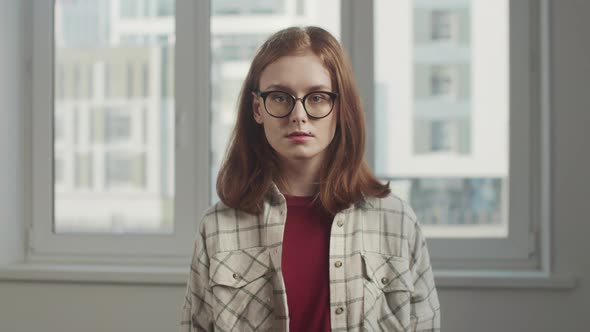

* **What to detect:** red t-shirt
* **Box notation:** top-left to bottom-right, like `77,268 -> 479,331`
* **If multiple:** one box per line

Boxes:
281,194 -> 333,332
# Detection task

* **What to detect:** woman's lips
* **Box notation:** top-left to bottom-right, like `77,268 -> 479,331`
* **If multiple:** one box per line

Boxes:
286,131 -> 313,143
287,134 -> 312,143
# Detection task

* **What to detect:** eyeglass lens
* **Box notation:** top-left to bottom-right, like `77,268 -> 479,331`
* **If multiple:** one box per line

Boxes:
264,91 -> 333,118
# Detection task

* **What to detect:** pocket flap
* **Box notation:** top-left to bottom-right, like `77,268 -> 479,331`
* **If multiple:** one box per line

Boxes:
209,246 -> 271,288
361,252 -> 414,292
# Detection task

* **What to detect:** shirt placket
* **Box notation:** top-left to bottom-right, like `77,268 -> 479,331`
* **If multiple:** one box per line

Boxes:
265,198 -> 290,331
329,212 -> 348,329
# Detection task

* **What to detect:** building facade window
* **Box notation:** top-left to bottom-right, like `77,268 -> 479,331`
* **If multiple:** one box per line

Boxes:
430,120 -> 455,152
87,64 -> 94,99
431,10 -> 456,41
74,152 -> 93,189
212,0 -> 286,15
106,152 -> 133,186
104,62 -> 110,98
104,109 -> 132,143
73,63 -> 80,99
430,65 -> 457,97
127,62 -> 134,98
142,63 -> 149,97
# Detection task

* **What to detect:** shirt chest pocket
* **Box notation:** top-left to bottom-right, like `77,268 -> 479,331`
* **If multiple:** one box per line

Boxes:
361,252 -> 414,332
209,246 -> 274,331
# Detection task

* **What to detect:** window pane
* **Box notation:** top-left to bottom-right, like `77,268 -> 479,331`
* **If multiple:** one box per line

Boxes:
210,0 -> 341,202
54,0 -> 175,234
213,0 -> 286,15
374,0 -> 509,238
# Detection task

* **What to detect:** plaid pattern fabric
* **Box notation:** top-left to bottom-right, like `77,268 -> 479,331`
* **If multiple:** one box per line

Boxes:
181,183 -> 440,331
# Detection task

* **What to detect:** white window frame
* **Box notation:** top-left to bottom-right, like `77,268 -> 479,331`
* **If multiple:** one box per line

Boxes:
344,0 -> 551,271
28,0 -> 551,274
28,0 -> 210,265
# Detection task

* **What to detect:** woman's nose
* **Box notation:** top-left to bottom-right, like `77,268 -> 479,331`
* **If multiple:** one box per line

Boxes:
290,98 -> 307,123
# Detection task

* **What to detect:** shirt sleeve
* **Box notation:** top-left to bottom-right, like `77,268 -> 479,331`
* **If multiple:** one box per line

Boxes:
408,216 -> 441,331
180,217 -> 214,332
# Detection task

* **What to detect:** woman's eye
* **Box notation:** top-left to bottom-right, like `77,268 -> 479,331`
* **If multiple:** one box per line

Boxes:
272,95 -> 287,103
309,94 -> 327,103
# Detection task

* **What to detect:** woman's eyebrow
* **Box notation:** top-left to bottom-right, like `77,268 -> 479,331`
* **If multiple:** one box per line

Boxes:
263,84 -> 332,93
305,84 -> 332,92
263,84 -> 293,92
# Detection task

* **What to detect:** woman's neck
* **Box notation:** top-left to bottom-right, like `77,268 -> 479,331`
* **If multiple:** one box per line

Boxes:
278,157 -> 322,196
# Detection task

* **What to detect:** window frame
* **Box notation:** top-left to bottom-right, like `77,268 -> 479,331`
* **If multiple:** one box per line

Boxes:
28,0 -> 550,273
28,0 -> 210,265
346,0 -> 550,271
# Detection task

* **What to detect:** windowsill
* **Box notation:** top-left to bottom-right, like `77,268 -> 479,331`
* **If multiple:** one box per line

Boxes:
434,269 -> 577,290
0,263 -> 578,290
0,262 -> 188,285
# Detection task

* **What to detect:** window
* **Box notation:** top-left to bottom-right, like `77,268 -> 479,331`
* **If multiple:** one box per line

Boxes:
430,65 -> 457,97
105,152 -> 133,186
373,0 -> 545,270
72,107 -> 79,144
126,62 -> 134,98
141,107 -> 148,143
213,0 -> 286,15
73,63 -> 80,99
142,63 -> 149,97
31,0 -> 183,260
74,152 -> 93,189
430,120 -> 454,152
377,0 -> 502,235
157,0 -> 175,16
54,113 -> 64,141
121,0 -> 141,18
54,157 -> 65,185
212,35 -> 267,62
56,64 -> 65,99
296,0 -> 305,16
431,10 -> 458,41
104,63 -> 110,98
87,64 -> 94,99
29,0 -> 549,272
104,109 -> 132,143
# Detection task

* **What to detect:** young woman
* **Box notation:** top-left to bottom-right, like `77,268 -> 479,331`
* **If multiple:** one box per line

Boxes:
181,26 -> 440,332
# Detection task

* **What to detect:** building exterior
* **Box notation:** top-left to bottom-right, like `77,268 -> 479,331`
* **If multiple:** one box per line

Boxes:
375,0 -> 508,230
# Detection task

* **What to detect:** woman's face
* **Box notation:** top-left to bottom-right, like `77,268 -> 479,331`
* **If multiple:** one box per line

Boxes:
253,51 -> 338,166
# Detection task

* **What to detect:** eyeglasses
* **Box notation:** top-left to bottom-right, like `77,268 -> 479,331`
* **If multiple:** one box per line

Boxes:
255,90 -> 339,119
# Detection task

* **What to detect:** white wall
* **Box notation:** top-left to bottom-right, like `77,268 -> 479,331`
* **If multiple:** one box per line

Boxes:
0,1 -> 588,331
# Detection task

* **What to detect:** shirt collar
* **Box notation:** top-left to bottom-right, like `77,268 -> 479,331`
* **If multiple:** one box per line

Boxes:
264,182 -> 374,211
266,182 -> 286,207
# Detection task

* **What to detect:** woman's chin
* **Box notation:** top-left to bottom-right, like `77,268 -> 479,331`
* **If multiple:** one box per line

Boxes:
278,149 -> 325,163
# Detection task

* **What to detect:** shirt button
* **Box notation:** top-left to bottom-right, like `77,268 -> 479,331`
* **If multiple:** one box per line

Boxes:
335,307 -> 344,315
279,209 -> 285,216
233,273 -> 241,280
337,219 -> 344,227
381,277 -> 389,284
334,260 -> 342,268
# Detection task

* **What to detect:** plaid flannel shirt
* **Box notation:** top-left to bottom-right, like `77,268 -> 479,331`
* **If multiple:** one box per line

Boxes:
181,183 -> 440,331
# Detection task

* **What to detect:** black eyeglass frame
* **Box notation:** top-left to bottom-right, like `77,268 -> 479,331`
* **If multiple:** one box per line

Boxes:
254,90 -> 339,119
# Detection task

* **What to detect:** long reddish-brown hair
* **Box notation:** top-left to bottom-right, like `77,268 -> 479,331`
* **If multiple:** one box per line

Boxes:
217,26 -> 390,215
